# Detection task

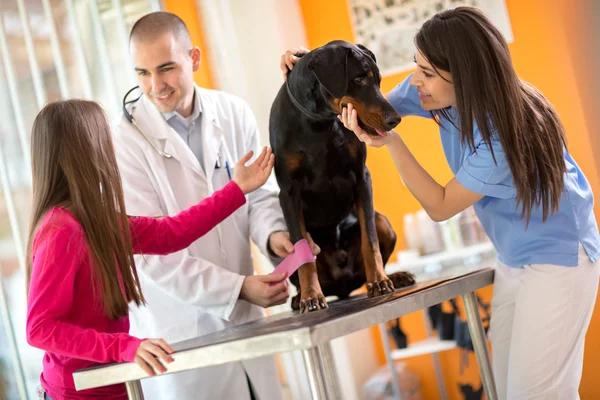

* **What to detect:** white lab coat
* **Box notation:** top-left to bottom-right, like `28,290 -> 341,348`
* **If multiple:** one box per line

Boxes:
112,86 -> 287,400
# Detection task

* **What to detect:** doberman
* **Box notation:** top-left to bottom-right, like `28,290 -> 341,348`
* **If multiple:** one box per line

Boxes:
269,40 -> 415,313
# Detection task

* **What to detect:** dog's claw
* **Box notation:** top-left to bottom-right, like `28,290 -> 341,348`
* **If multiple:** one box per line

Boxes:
387,280 -> 395,292
300,295 -> 328,313
367,278 -> 395,297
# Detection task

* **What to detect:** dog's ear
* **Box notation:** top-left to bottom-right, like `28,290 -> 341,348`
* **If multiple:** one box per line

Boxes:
307,46 -> 349,98
356,44 -> 376,63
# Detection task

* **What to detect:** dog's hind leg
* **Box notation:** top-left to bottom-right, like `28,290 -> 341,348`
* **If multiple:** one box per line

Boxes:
388,271 -> 416,288
279,184 -> 328,313
376,212 -> 416,289
376,212 -> 396,265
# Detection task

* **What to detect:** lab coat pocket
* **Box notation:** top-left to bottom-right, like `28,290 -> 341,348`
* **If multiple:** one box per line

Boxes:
215,164 -> 234,188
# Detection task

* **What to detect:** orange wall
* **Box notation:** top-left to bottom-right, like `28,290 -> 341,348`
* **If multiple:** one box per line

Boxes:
163,0 -> 215,89
559,1 -> 600,182
558,1 -> 600,397
298,0 -> 600,398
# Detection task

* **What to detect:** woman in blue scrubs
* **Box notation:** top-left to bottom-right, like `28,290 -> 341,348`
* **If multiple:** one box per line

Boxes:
282,6 -> 599,399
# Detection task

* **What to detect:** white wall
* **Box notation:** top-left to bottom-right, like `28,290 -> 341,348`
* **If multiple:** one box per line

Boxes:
196,0 -> 308,147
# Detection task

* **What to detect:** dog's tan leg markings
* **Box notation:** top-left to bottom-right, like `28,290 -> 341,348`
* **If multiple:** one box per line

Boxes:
296,215 -> 328,313
356,203 -> 395,296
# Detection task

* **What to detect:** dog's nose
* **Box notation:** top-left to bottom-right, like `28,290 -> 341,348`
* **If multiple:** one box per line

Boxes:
384,113 -> 401,129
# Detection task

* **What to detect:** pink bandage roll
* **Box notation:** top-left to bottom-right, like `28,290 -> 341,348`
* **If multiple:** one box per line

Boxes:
271,239 -> 315,278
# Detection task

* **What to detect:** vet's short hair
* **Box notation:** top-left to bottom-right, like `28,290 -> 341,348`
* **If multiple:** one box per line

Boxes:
129,11 -> 192,48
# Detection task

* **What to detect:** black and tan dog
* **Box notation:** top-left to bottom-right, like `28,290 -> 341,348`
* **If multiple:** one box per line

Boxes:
269,40 -> 415,313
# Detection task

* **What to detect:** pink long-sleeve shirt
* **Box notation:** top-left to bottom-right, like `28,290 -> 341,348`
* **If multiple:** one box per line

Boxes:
26,180 -> 246,399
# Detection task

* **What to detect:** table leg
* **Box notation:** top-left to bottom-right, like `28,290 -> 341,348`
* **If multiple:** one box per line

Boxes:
378,323 -> 403,399
462,291 -> 497,400
125,380 -> 144,400
423,309 -> 448,400
302,347 -> 327,399
317,342 -> 342,400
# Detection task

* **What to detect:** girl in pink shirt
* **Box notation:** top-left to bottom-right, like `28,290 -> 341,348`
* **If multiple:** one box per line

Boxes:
25,100 -> 281,399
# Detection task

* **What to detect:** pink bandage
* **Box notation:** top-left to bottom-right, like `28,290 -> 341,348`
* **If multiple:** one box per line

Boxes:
271,239 -> 315,278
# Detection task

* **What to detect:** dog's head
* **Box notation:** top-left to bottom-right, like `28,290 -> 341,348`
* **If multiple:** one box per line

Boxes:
307,40 -> 401,136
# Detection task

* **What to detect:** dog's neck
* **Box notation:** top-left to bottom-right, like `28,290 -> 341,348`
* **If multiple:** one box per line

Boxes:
285,82 -> 322,120
286,59 -> 337,121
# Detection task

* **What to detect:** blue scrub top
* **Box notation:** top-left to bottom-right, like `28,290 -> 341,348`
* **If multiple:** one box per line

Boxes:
388,74 -> 600,267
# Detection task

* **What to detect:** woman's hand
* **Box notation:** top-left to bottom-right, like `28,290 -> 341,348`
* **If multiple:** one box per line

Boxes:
338,103 -> 398,148
134,339 -> 174,376
233,147 -> 275,195
280,46 -> 310,81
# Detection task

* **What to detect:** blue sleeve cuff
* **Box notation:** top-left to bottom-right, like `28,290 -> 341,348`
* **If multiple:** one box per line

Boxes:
456,164 -> 516,199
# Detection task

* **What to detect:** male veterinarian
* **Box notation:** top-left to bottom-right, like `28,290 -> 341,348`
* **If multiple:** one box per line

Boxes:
112,12 -> 319,400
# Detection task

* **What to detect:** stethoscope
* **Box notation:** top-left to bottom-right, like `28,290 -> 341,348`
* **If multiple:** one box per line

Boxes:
123,86 -> 173,159
122,86 -> 231,179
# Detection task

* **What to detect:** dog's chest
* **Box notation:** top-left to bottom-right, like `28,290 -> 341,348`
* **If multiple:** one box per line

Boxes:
302,130 -> 364,177
289,130 -> 364,216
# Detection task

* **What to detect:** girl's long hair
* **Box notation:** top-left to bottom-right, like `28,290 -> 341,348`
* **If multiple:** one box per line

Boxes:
26,100 -> 145,319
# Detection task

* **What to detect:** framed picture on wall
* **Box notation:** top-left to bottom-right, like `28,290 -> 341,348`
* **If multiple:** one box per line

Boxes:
347,0 -> 514,76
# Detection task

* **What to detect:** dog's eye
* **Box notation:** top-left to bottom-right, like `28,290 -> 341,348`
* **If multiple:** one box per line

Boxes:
354,76 -> 367,85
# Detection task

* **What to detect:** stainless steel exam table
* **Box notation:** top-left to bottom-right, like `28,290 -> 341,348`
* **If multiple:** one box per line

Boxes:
73,266 -> 497,400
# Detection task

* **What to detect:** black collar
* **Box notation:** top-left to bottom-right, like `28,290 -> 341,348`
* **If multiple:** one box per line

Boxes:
285,81 -> 322,120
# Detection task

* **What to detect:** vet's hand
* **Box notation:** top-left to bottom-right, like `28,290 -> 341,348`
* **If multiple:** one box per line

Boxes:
338,103 -> 397,148
134,339 -> 174,377
268,231 -> 321,259
240,273 -> 290,308
280,46 -> 310,81
233,147 -> 275,194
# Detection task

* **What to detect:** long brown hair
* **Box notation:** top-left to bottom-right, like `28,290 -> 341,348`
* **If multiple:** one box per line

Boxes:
26,100 -> 145,319
415,7 -> 567,224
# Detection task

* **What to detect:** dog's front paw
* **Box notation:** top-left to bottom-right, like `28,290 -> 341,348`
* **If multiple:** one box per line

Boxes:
291,294 -> 301,310
299,290 -> 328,313
366,278 -> 395,297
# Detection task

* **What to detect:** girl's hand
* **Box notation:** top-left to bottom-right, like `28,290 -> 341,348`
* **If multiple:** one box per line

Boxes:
280,46 -> 310,81
134,339 -> 174,376
233,147 -> 275,194
338,103 -> 397,148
